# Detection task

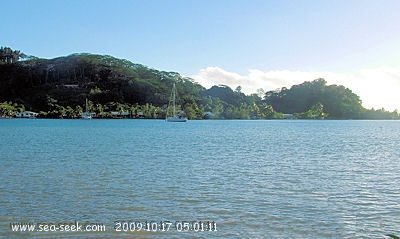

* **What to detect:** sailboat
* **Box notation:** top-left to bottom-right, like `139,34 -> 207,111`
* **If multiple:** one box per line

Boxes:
81,98 -> 92,120
166,83 -> 188,122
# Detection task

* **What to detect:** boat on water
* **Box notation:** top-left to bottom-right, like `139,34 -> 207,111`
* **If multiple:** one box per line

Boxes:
166,83 -> 188,122
81,98 -> 95,119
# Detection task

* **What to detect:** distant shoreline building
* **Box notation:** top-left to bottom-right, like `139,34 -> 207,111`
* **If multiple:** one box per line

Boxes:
16,111 -> 38,118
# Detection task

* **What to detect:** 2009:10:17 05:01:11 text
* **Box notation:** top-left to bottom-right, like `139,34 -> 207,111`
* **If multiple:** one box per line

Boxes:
114,220 -> 217,232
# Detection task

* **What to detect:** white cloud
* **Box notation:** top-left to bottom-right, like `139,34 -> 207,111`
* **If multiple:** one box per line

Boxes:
192,67 -> 246,89
191,66 -> 400,111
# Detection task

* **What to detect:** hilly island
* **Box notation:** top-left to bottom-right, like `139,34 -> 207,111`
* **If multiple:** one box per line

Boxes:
0,47 -> 398,120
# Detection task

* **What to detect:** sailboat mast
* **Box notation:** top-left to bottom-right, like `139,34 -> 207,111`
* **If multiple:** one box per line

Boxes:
166,82 -> 187,122
172,83 -> 176,117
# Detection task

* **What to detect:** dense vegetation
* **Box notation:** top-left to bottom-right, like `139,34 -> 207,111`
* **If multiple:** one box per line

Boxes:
264,78 -> 399,119
0,47 -> 26,64
0,47 -> 398,119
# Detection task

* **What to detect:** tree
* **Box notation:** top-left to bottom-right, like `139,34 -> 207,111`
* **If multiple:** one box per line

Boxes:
0,46 -> 26,63
235,86 -> 242,93
309,102 -> 325,119
260,103 -> 275,119
256,88 -> 265,99
264,79 -> 363,119
0,101 -> 15,117
295,102 -> 327,119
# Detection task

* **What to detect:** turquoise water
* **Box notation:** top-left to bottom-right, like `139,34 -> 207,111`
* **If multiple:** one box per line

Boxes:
1,119 -> 400,238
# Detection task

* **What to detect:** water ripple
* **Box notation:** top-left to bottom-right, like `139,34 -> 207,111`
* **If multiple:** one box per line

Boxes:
1,119 -> 400,238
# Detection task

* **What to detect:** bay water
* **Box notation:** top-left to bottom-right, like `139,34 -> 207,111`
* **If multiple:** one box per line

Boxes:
1,119 -> 399,238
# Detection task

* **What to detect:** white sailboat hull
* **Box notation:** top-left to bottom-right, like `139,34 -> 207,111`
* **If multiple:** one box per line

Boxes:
166,116 -> 188,122
166,83 -> 188,122
81,98 -> 94,119
81,112 -> 92,120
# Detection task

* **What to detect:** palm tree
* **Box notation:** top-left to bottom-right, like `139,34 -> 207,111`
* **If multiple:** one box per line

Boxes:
0,46 -> 26,63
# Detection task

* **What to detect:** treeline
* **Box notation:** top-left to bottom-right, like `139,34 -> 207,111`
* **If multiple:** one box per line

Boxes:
265,78 -> 399,119
0,93 -> 283,120
0,46 -> 398,120
0,48 -> 283,119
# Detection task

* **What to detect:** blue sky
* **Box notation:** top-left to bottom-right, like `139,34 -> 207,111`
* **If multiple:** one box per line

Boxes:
2,0 -> 400,110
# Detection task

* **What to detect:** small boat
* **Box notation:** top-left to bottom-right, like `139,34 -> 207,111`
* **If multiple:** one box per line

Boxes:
166,83 -> 188,122
81,98 -> 93,120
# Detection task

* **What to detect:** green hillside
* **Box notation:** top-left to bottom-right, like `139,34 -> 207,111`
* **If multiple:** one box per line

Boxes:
0,47 -> 398,119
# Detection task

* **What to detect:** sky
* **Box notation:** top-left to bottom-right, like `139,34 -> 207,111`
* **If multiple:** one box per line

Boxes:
2,0 -> 400,110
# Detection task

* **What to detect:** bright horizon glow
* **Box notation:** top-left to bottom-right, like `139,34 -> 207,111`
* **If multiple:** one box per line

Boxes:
2,0 -> 400,111
191,66 -> 400,111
